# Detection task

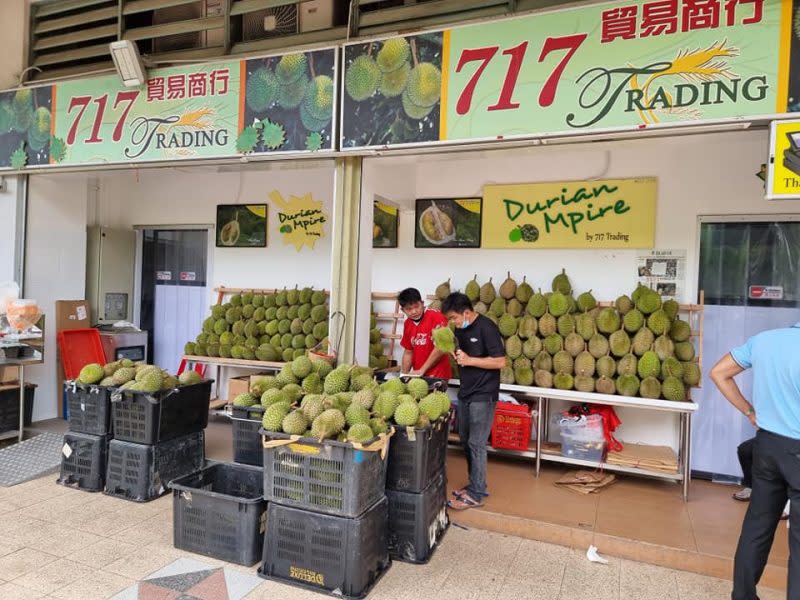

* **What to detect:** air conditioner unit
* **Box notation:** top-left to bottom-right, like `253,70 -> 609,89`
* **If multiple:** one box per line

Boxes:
300,0 -> 334,33
242,5 -> 299,41
152,0 -> 224,53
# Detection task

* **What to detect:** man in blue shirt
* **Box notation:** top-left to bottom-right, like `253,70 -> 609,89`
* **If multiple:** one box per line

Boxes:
710,322 -> 800,600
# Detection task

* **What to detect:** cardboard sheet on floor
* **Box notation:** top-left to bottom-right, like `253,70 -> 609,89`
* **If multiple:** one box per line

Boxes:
606,443 -> 678,473
555,470 -> 616,495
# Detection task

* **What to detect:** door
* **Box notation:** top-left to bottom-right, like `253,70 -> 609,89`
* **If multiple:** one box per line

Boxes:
139,229 -> 209,373
694,219 -> 800,480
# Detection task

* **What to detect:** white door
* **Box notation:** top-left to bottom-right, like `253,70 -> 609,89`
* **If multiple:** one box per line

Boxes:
693,219 -> 800,480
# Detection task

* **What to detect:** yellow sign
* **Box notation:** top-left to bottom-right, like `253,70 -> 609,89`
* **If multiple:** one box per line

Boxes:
767,120 -> 800,199
269,190 -> 327,251
288,443 -> 321,455
481,178 -> 656,249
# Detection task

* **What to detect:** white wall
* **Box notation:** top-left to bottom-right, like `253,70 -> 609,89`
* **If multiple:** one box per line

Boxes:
25,174 -> 89,421
364,129 -> 800,449
0,176 -> 20,283
94,163 -> 337,294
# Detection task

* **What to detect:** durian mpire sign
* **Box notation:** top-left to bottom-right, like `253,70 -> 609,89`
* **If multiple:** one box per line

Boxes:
481,178 -> 656,249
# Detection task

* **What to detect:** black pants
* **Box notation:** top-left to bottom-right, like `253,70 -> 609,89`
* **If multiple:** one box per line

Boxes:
732,429 -> 800,600
457,396 -> 496,499
738,437 -> 755,488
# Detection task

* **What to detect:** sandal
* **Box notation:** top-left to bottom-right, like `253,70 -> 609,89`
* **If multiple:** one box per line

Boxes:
448,494 -> 484,511
452,487 -> 490,499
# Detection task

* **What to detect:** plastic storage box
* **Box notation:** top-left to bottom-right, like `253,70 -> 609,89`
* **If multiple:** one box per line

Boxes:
57,432 -> 109,492
386,418 -> 448,493
170,462 -> 266,566
0,384 -> 35,433
386,471 -> 448,564
65,382 -> 112,435
230,405 -> 264,466
111,381 -> 212,444
258,497 -> 391,599
261,430 -> 389,518
491,402 -> 533,451
105,431 -> 205,502
557,414 -> 606,462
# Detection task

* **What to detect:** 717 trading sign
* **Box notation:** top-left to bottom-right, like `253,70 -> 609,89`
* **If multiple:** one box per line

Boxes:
340,0 -> 783,149
442,0 -> 780,142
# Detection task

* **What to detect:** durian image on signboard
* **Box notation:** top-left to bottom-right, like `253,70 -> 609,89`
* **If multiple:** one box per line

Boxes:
415,198 -> 482,248
341,33 -> 443,148
0,86 -> 54,169
240,49 -> 337,154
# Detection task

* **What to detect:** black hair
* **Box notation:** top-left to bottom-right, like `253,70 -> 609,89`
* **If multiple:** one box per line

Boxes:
442,292 -> 473,315
398,288 -> 423,307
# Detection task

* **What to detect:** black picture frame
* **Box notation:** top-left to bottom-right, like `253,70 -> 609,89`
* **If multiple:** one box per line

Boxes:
216,204 -> 268,248
414,198 -> 482,248
373,201 -> 399,248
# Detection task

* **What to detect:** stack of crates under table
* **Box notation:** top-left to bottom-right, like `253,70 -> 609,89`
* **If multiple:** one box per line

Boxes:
103,381 -> 212,502
385,386 -> 450,564
58,382 -> 114,492
259,428 -> 393,598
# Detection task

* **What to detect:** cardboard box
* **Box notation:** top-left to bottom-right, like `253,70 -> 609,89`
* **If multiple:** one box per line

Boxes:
227,376 -> 251,401
0,366 -> 18,384
56,300 -> 91,331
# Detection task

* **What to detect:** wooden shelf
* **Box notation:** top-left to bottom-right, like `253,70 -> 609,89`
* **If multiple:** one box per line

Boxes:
183,355 -> 285,369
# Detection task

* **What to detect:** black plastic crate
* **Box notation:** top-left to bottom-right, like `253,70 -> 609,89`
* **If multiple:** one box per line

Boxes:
105,431 -> 205,502
386,418 -> 448,493
57,432 -> 109,492
259,497 -> 390,599
111,380 -> 212,444
65,382 -> 113,435
386,471 -> 449,564
230,405 -> 264,467
261,429 -> 389,518
170,462 -> 266,566
0,384 -> 35,433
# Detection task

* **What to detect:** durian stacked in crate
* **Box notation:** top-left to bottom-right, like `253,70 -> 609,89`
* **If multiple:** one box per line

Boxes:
185,288 -> 329,363
74,361 -> 202,391
368,308 -> 391,370
233,354 -> 450,442
434,271 -> 700,402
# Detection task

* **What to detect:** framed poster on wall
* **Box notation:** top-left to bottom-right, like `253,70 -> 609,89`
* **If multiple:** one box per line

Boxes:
373,201 -> 399,248
414,198 -> 482,248
216,204 -> 268,247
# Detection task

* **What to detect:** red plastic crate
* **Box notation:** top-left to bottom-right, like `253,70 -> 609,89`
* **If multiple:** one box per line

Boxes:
57,329 -> 105,380
491,402 -> 532,451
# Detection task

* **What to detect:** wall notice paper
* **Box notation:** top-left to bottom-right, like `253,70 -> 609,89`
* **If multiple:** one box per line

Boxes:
636,250 -> 686,300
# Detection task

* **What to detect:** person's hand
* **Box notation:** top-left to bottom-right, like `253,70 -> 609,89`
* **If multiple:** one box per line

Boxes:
748,410 -> 757,428
409,369 -> 423,376
455,349 -> 472,367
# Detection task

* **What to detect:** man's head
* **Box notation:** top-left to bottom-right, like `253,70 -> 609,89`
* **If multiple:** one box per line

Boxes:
398,287 -> 425,322
442,292 -> 476,328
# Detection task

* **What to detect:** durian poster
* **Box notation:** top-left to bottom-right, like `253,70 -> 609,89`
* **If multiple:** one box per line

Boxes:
0,86 -> 54,169
481,178 -> 656,249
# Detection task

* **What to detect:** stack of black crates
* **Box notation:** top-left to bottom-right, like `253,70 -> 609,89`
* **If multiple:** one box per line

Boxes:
103,381 -> 212,502
258,428 -> 392,598
385,378 -> 450,564
58,382 -> 114,492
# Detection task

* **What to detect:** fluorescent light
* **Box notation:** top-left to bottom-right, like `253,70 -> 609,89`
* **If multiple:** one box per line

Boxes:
110,41 -> 146,87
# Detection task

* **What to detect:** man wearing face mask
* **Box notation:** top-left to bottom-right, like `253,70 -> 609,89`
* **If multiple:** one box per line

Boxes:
398,288 -> 452,379
442,292 -> 505,511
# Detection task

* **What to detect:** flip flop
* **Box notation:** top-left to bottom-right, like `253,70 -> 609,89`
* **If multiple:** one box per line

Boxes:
448,494 -> 484,511
453,488 -> 490,499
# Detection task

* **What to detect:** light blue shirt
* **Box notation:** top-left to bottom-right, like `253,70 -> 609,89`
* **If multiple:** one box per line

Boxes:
731,323 -> 800,440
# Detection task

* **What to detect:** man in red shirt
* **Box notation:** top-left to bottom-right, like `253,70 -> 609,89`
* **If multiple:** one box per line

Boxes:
398,288 -> 452,379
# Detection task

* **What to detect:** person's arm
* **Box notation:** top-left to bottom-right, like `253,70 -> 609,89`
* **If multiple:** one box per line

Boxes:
401,349 -> 413,374
710,353 -> 756,427
455,352 -> 505,370
415,348 -> 445,375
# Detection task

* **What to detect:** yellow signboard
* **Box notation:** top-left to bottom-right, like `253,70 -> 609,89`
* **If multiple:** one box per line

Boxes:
269,190 -> 328,251
481,178 -> 656,249
767,120 -> 800,200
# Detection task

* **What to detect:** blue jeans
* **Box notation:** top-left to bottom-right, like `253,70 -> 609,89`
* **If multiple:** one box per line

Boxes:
457,397 -> 496,499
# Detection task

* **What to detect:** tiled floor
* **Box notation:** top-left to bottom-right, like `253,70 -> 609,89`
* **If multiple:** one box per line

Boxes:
0,417 -> 784,599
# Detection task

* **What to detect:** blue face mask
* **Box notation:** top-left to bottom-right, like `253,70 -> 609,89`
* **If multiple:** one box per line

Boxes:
461,318 -> 470,329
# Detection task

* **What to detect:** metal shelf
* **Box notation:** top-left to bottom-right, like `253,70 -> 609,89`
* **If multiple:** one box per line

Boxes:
539,451 -> 683,481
